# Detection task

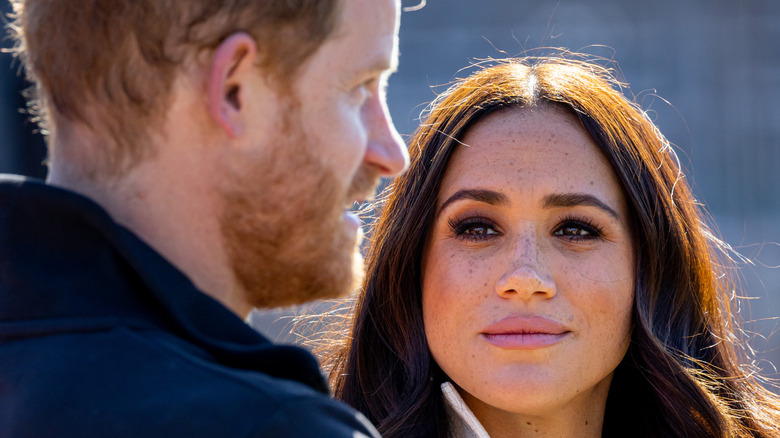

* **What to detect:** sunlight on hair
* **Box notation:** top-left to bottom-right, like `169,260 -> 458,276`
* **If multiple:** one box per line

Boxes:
403,0 -> 426,12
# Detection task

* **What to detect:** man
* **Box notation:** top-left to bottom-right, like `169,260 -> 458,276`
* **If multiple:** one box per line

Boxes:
0,0 -> 408,436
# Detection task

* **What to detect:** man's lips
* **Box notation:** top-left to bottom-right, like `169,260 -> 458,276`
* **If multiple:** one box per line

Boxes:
480,316 -> 571,350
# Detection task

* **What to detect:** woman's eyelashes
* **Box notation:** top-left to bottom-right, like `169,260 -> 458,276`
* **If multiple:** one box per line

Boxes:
552,215 -> 604,242
448,216 -> 500,241
446,213 -> 606,243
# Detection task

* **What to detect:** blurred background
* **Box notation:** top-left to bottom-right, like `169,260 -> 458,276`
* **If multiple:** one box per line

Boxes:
2,1 -> 778,376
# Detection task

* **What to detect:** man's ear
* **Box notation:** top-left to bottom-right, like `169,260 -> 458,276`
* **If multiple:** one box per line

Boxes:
208,32 -> 257,138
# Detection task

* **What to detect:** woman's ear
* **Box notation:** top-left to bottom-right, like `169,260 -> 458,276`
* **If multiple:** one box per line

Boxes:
207,32 -> 257,138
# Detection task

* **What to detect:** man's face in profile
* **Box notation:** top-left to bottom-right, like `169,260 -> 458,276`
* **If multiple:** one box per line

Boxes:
220,0 -> 407,308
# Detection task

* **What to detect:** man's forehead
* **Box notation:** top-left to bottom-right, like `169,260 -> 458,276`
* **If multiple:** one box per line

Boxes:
329,0 -> 400,73
333,0 -> 400,39
344,41 -> 399,85
362,44 -> 399,75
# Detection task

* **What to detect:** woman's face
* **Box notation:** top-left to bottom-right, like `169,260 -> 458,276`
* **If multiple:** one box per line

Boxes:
421,105 -> 635,423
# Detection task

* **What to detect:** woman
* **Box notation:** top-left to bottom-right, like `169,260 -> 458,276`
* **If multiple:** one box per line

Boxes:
325,56 -> 780,437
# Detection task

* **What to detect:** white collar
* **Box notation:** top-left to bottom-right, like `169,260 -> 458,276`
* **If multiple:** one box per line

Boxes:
441,382 -> 492,438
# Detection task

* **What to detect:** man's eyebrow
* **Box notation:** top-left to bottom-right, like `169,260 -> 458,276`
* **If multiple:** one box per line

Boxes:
387,53 -> 399,74
364,57 -> 397,77
543,193 -> 619,219
357,48 -> 399,78
438,189 -> 509,214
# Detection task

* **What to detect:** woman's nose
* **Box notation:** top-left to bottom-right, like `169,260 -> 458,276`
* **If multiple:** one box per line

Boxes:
494,234 -> 556,300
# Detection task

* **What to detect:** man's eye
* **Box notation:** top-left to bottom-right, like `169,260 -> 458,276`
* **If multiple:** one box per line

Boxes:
350,83 -> 370,104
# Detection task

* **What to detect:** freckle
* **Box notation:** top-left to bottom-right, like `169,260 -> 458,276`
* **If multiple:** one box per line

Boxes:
526,422 -> 531,426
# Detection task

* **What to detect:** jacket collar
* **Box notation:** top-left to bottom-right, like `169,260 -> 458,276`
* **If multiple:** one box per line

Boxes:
442,381 -> 492,438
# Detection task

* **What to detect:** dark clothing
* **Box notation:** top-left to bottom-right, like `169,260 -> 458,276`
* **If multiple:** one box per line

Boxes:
0,175 -> 378,437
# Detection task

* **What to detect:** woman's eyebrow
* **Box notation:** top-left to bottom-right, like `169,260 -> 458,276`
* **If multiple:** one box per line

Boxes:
543,192 -> 619,219
438,189 -> 508,214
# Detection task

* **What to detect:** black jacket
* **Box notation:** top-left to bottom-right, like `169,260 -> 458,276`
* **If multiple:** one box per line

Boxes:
0,175 -> 378,437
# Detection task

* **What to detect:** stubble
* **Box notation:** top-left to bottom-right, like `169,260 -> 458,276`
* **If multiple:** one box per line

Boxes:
218,111 -> 375,309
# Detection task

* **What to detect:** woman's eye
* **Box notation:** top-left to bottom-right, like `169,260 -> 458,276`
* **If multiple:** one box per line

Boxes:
448,218 -> 500,241
552,219 -> 602,242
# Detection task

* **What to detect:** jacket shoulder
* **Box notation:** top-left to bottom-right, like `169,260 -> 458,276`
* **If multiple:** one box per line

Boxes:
0,325 -> 378,437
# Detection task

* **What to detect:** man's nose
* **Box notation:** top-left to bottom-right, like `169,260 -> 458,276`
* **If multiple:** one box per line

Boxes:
363,94 -> 409,177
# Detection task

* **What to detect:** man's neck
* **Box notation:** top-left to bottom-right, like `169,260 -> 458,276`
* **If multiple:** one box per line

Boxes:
48,134 -> 251,319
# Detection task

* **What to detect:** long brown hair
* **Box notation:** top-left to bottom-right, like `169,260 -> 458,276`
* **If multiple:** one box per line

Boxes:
326,56 -> 780,437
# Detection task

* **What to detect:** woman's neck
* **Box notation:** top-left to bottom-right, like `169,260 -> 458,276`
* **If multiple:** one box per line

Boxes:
473,408 -> 603,438
457,379 -> 611,438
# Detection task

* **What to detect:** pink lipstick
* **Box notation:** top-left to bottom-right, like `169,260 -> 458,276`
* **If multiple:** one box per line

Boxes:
480,316 -> 570,350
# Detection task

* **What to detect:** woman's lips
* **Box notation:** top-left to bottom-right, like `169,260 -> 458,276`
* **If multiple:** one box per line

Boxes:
481,316 -> 571,350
